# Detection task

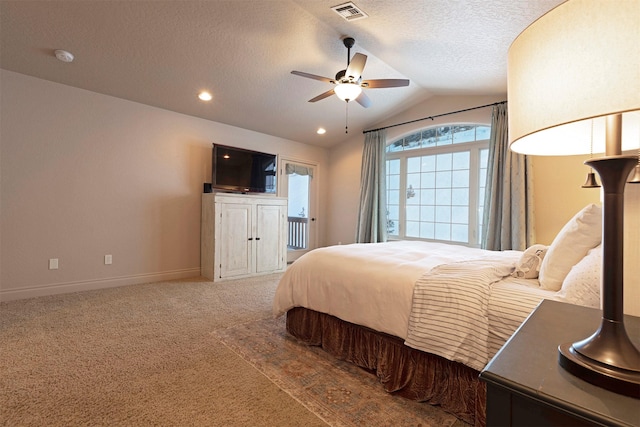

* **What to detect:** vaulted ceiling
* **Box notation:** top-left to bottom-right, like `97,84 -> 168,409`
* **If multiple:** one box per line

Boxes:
0,0 -> 564,148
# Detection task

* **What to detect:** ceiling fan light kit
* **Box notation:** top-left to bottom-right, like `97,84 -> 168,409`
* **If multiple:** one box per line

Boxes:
334,82 -> 362,101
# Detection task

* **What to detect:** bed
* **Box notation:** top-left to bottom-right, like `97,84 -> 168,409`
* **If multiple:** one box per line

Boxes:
273,204 -> 603,426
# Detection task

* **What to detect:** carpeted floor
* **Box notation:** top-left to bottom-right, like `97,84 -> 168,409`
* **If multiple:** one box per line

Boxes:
0,274 -> 467,426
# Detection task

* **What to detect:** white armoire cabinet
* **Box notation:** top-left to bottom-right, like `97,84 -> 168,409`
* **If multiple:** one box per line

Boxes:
201,192 -> 287,281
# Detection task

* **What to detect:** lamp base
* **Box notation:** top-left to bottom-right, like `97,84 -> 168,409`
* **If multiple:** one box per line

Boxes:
558,154 -> 640,399
559,341 -> 640,398
558,318 -> 640,398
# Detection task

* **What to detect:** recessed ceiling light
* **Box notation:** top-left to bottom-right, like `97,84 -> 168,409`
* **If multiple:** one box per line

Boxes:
317,128 -> 326,135
198,91 -> 212,101
54,49 -> 74,63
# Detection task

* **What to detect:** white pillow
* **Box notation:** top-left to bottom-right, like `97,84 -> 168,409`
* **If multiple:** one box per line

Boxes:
558,245 -> 602,308
539,204 -> 602,291
512,244 -> 548,279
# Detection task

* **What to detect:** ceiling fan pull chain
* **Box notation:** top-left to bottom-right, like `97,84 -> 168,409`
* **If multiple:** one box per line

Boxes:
345,101 -> 349,134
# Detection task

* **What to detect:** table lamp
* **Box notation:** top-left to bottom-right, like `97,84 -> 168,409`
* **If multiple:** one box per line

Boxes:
508,0 -> 640,397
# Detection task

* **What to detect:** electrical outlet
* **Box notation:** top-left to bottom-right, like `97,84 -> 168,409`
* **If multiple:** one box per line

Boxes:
104,254 -> 112,265
49,258 -> 59,270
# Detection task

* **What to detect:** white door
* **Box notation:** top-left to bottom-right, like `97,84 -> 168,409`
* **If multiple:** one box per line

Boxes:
279,159 -> 317,263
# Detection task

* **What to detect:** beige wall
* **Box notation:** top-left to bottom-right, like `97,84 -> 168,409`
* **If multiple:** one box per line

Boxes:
0,70 -> 328,300
532,155 -> 600,244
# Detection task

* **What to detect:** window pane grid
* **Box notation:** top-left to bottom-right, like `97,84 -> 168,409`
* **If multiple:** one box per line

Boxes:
405,150 -> 470,241
386,125 -> 490,153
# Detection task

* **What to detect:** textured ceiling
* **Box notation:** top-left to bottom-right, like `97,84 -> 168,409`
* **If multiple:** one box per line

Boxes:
0,0 -> 564,148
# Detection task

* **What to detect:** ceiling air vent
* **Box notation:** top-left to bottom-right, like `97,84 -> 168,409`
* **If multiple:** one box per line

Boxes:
331,2 -> 368,22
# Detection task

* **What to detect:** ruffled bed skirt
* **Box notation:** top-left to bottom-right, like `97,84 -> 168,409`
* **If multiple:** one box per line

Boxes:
286,307 -> 485,427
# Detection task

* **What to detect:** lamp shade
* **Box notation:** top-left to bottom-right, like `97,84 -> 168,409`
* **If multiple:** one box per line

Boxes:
508,0 -> 640,155
334,82 -> 362,101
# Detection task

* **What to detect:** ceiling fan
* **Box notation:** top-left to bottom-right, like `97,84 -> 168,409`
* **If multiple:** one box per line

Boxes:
291,37 -> 409,108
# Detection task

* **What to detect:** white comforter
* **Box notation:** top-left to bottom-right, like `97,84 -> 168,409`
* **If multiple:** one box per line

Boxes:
273,240 -> 508,339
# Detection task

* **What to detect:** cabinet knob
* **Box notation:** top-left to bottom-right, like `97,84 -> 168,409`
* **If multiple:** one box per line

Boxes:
248,237 -> 253,241
255,237 -> 261,241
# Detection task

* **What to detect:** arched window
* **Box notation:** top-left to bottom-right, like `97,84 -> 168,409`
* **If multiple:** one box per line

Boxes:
385,124 -> 490,246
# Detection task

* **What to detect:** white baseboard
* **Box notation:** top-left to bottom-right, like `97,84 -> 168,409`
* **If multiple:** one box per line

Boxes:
0,268 -> 202,302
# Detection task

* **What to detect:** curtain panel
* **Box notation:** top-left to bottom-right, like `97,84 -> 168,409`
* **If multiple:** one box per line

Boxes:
356,130 -> 388,243
482,103 -> 535,251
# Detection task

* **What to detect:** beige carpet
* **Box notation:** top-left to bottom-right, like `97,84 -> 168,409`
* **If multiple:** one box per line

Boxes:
0,274 -> 467,426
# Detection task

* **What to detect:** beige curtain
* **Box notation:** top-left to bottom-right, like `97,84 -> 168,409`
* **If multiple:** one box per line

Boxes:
285,163 -> 313,178
355,130 -> 388,243
482,103 -> 535,250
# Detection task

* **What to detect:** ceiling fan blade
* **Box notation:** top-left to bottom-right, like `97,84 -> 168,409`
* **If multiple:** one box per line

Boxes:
355,91 -> 371,108
291,71 -> 334,84
308,89 -> 335,103
361,79 -> 410,88
346,53 -> 367,81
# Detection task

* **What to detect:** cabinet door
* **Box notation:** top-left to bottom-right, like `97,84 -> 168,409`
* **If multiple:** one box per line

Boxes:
219,203 -> 253,278
255,204 -> 285,273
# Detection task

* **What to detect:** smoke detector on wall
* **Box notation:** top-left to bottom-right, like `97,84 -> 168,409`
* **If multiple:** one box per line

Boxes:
331,2 -> 368,21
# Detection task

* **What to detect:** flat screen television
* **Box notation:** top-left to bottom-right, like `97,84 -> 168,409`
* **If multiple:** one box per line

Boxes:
211,144 -> 277,194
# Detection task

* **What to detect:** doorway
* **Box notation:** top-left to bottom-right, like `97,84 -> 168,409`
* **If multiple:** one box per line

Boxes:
279,159 -> 317,263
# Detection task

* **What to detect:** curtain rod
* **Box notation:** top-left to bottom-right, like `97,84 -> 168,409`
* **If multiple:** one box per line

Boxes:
362,100 -> 507,134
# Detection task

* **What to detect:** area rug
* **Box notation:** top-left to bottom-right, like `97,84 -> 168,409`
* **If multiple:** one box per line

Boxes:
214,315 -> 461,427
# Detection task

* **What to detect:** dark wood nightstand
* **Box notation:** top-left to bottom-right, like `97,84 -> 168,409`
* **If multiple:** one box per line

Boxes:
480,299 -> 640,427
